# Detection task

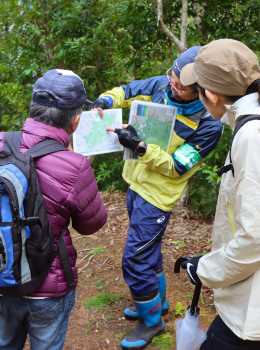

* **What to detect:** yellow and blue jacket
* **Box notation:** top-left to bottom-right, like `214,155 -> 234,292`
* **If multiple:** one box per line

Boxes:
99,76 -> 223,211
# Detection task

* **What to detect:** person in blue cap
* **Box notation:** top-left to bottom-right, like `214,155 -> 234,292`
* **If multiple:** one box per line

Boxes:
90,47 -> 223,349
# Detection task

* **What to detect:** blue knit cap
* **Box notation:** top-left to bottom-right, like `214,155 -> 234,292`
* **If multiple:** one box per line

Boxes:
172,46 -> 201,78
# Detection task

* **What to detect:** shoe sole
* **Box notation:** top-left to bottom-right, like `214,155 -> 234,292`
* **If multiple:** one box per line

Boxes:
124,308 -> 169,321
121,327 -> 164,350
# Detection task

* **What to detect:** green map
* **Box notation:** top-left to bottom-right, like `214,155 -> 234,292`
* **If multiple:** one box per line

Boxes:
124,101 -> 177,160
73,109 -> 123,156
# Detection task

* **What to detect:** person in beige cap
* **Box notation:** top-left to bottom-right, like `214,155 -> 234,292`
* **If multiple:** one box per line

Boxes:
179,39 -> 260,349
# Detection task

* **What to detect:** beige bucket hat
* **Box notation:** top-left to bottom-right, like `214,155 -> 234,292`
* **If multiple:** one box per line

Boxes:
180,39 -> 260,96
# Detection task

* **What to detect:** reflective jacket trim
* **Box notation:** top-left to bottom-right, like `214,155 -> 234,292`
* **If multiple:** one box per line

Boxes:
226,201 -> 236,235
176,114 -> 199,130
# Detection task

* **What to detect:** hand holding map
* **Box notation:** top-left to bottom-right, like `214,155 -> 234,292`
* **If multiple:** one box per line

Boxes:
73,109 -> 123,156
107,125 -> 143,152
91,107 -> 104,118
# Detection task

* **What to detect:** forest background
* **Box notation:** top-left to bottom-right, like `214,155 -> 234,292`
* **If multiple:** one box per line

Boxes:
0,0 -> 259,216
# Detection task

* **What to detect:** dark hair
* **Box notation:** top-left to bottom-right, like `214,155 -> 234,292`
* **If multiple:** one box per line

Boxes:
30,92 -> 83,129
195,79 -> 260,105
190,83 -> 198,94
246,79 -> 260,104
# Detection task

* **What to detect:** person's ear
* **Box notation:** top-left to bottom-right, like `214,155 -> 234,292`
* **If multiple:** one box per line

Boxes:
205,90 -> 221,106
68,114 -> 81,135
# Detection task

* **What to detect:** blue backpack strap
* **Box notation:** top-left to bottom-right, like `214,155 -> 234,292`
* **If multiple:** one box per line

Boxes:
2,131 -> 22,154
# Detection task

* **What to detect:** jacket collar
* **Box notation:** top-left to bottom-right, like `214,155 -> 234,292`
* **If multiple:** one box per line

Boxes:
222,93 -> 260,130
22,118 -> 70,147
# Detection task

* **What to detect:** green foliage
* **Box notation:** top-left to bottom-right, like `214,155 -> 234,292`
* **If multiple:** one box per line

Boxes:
93,277 -> 103,289
87,246 -> 106,257
84,292 -> 122,311
152,332 -> 175,349
106,314 -> 115,321
175,301 -> 184,316
85,321 -> 94,333
188,125 -> 232,216
91,152 -> 127,192
188,0 -> 260,54
178,241 -> 185,249
115,328 -> 128,339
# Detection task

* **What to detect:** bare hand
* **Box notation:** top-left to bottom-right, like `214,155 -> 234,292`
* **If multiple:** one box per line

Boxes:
106,127 -> 115,132
91,107 -> 104,118
106,124 -> 129,132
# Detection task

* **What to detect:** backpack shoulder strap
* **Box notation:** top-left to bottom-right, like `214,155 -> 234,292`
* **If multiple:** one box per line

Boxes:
3,131 -> 22,153
231,114 -> 260,146
217,114 -> 260,177
57,227 -> 76,287
26,139 -> 68,159
27,141 -> 73,286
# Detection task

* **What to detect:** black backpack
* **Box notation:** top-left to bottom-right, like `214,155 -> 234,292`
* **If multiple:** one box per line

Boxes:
0,131 -> 75,297
217,114 -> 260,177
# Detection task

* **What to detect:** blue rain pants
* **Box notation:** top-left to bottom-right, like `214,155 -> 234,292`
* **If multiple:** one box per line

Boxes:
122,189 -> 172,296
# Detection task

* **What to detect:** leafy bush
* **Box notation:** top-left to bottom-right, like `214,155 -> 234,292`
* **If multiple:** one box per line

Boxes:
91,152 -> 127,192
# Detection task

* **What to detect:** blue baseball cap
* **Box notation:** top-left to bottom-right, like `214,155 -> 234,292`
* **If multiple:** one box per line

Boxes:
32,69 -> 91,109
172,46 -> 201,78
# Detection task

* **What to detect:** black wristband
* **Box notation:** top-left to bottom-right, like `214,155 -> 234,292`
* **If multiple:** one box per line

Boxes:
135,143 -> 147,156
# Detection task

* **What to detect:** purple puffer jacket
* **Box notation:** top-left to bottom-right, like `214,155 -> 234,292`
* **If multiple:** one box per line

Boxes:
0,118 -> 108,297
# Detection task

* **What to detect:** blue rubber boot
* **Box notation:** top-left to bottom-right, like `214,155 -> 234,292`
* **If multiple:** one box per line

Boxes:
157,267 -> 169,313
121,291 -> 165,350
124,269 -> 169,320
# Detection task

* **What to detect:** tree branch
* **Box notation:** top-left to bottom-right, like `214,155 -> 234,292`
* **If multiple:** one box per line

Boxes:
180,0 -> 188,49
157,0 -> 187,53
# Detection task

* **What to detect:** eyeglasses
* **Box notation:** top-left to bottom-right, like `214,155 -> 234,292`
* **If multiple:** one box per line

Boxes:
166,68 -> 183,94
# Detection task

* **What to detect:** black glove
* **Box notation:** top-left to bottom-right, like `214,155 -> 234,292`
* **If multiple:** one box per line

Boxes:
114,125 -> 143,152
180,256 -> 202,285
88,99 -> 110,110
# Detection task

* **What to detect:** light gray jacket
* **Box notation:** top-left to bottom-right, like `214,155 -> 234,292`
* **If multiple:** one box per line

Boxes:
197,93 -> 260,340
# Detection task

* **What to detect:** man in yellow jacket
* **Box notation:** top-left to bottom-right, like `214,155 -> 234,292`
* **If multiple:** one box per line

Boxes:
90,46 -> 223,349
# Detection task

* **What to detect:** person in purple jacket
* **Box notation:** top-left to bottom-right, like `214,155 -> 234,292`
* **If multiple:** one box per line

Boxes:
0,69 -> 108,350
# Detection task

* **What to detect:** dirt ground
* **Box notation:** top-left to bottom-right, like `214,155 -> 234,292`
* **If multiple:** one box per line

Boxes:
26,191 -> 217,350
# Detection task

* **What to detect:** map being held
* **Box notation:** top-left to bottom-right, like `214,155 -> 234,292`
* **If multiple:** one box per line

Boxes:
124,101 -> 177,160
73,109 -> 123,156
